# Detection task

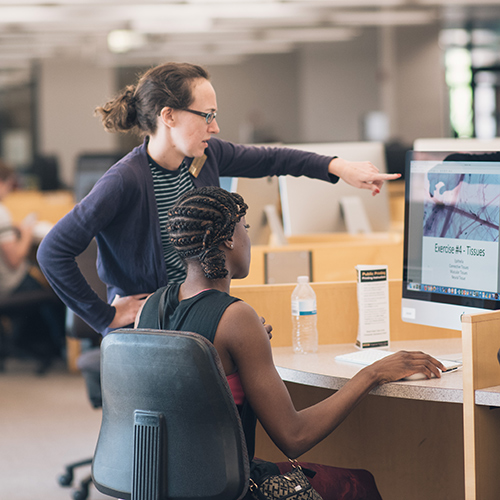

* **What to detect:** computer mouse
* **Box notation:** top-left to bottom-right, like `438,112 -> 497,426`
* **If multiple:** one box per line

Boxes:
404,372 -> 437,381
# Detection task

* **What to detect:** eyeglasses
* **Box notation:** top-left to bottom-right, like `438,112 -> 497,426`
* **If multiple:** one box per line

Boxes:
184,108 -> 217,124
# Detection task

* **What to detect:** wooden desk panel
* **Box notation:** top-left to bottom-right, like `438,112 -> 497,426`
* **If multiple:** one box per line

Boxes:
255,386 -> 464,500
230,280 -> 459,347
4,190 -> 74,224
462,309 -> 500,499
240,233 -> 403,285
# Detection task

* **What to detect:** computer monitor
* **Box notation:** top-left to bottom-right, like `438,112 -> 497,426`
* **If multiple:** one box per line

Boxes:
414,137 -> 500,152
402,150 -> 500,331
74,153 -> 122,202
228,176 -> 281,245
278,142 -> 391,236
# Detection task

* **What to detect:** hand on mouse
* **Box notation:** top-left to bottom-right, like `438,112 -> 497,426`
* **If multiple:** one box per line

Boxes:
365,350 -> 446,385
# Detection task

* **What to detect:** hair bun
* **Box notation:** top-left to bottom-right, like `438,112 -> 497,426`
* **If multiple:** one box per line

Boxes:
199,247 -> 228,279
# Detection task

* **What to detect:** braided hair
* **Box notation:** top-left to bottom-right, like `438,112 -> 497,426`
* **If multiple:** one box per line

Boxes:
166,186 -> 248,279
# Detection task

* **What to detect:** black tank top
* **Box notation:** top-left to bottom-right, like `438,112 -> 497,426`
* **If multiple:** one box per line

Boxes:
137,283 -> 240,339
136,283 -> 262,463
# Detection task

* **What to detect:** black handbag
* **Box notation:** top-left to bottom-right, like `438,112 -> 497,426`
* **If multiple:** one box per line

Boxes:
249,460 -> 323,500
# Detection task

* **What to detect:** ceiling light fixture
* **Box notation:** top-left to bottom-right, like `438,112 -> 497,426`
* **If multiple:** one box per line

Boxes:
107,29 -> 145,53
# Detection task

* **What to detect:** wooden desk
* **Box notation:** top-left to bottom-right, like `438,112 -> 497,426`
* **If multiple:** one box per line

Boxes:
231,280 -> 500,500
3,189 -> 74,225
258,340 -> 465,500
272,339 -> 463,403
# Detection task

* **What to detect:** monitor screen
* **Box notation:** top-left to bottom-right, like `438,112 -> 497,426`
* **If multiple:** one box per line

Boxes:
279,142 -> 391,236
228,176 -> 281,245
402,150 -> 500,330
74,153 -> 121,202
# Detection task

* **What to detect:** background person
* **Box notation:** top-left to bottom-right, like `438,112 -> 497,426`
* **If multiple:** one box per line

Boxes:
37,61 -> 400,336
0,160 -> 65,371
135,186 -> 444,500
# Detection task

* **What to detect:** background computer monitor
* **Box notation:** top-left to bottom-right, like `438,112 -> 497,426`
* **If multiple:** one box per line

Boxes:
228,176 -> 281,245
74,153 -> 122,202
402,150 -> 500,330
414,137 -> 500,152
278,142 -> 391,236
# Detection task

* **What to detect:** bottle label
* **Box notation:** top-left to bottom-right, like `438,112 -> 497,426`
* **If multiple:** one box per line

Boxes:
291,299 -> 317,316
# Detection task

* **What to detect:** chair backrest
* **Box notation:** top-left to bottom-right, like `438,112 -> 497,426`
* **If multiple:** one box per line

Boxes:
74,152 -> 122,202
92,328 -> 250,500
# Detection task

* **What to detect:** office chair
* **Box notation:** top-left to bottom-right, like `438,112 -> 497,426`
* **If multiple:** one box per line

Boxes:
0,280 -> 64,374
74,152 -> 122,203
31,154 -> 63,191
58,239 -> 106,500
92,328 -> 250,500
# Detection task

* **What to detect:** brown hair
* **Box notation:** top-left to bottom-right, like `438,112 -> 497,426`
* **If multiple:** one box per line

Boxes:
95,62 -> 209,136
0,159 -> 15,182
166,186 -> 248,279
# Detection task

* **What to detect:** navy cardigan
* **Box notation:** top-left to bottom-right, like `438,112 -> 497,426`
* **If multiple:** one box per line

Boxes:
37,137 -> 337,334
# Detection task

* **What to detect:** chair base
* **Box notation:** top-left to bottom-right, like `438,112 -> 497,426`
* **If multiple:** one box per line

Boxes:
58,457 -> 94,500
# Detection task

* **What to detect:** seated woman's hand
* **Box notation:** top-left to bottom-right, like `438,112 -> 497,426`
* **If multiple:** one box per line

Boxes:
109,293 -> 149,329
366,350 -> 446,385
260,316 -> 273,340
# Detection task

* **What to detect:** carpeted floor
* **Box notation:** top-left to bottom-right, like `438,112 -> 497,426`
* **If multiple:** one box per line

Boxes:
0,358 -> 110,500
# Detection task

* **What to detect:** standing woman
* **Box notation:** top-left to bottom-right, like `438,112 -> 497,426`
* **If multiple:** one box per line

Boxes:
37,62 -> 399,335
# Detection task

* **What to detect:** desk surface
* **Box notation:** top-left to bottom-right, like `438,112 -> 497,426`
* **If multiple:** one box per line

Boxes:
3,190 -> 74,225
272,338 -> 499,406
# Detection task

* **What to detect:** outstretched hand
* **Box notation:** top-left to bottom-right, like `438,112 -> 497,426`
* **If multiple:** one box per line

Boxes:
109,293 -> 149,329
328,157 -> 401,196
366,350 -> 446,385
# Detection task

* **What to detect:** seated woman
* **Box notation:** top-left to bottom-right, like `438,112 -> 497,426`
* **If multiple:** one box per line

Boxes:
0,160 -> 65,370
135,186 -> 445,500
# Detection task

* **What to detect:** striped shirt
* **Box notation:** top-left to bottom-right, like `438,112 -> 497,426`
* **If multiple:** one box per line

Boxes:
149,157 -> 194,283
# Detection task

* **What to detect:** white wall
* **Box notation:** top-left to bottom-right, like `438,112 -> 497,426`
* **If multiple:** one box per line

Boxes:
393,24 -> 447,144
38,59 -> 117,187
209,53 -> 300,144
36,25 -> 449,185
298,30 -> 380,143
296,24 -> 446,145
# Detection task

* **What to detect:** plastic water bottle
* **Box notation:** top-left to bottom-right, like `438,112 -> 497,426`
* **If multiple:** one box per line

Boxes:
291,276 -> 318,354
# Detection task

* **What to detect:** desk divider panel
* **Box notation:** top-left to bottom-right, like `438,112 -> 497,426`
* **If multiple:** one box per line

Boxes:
241,233 -> 404,286
264,250 -> 312,284
462,310 -> 500,500
230,279 -> 458,347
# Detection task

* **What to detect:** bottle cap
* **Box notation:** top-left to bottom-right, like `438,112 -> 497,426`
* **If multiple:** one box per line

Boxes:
297,276 -> 309,284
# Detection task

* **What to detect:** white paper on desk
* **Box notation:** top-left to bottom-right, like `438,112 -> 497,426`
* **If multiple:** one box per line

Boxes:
355,264 -> 390,349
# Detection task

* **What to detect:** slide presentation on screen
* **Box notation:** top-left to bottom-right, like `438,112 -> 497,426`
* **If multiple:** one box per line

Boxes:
420,170 -> 500,292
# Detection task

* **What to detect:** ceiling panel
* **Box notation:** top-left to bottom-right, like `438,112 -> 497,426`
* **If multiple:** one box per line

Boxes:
0,0 -> 499,87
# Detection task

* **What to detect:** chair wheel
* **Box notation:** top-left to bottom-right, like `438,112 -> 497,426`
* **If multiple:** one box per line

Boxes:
72,486 -> 89,500
58,471 -> 73,487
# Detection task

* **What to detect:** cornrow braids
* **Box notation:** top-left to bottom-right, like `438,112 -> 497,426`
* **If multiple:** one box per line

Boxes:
166,186 -> 248,279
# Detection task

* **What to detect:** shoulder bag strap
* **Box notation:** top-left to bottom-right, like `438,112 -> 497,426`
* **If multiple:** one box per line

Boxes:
157,287 -> 169,330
